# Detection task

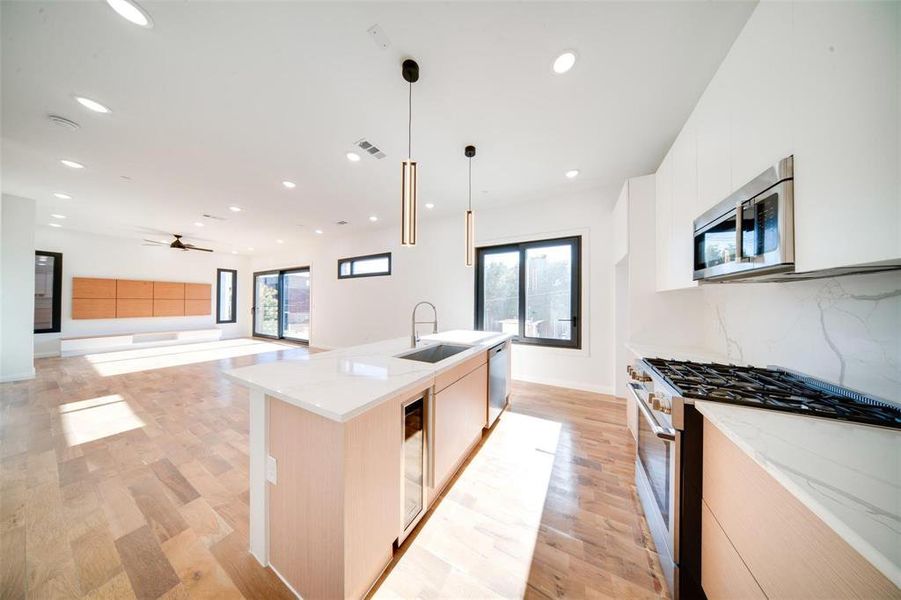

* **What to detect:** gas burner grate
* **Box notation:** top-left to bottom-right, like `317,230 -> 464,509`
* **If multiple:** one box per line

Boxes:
644,358 -> 901,430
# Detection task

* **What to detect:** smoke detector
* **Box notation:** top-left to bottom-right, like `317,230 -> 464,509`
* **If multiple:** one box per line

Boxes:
354,138 -> 386,160
48,115 -> 80,130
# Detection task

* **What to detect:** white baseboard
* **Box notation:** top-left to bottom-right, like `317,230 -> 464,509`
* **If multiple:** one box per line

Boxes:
0,368 -> 36,383
34,351 -> 60,359
512,374 -> 614,395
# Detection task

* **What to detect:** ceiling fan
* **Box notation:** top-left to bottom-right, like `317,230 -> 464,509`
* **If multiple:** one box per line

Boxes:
143,234 -> 213,253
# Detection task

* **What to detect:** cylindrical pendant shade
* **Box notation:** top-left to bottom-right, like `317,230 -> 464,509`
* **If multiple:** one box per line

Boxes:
465,209 -> 474,267
401,159 -> 418,246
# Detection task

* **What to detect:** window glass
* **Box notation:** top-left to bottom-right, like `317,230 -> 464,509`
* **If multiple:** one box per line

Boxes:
481,251 -> 520,335
217,269 -> 237,324
338,253 -> 391,279
475,237 -> 580,349
34,253 -> 60,333
525,244 -> 573,341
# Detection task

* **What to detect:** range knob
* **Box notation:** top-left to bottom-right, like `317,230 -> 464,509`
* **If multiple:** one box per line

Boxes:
637,372 -> 652,383
649,393 -> 661,411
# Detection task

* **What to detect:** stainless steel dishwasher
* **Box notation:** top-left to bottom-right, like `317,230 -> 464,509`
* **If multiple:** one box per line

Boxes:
487,341 -> 509,426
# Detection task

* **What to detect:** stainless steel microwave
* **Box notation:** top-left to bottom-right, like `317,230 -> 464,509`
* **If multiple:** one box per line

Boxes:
693,156 -> 794,282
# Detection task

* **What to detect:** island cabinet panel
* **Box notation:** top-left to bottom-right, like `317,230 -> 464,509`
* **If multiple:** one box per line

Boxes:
435,351 -> 487,393
433,362 -> 488,497
267,392 -> 404,600
702,421 -> 897,599
701,501 -> 765,600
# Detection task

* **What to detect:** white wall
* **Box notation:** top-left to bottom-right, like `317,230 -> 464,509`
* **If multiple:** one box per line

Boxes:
32,227 -> 253,357
1,194 -> 36,381
253,189 -> 619,393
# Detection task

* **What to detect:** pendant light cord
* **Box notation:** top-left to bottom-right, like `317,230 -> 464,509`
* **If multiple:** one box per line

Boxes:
408,82 -> 412,159
468,157 -> 472,210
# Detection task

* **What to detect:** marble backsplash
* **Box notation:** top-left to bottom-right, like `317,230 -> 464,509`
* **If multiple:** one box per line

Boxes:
700,270 -> 901,403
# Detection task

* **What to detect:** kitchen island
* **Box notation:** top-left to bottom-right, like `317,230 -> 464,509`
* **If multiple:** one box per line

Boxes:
225,330 -> 513,599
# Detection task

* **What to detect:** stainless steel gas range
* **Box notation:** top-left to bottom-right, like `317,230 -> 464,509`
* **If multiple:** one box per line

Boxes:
626,357 -> 901,600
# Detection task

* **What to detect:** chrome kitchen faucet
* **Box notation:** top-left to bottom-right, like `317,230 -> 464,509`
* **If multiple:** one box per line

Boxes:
411,301 -> 438,347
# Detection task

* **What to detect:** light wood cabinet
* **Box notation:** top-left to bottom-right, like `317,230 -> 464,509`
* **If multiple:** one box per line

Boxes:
433,362 -> 488,496
702,420 -> 896,599
701,500 -> 766,600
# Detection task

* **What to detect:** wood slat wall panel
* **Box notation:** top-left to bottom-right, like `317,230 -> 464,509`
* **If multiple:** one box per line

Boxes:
184,283 -> 211,300
116,299 -> 153,318
154,282 -> 185,300
73,277 -> 117,299
184,300 -> 210,316
116,280 -> 154,299
153,300 -> 185,317
72,298 -> 117,319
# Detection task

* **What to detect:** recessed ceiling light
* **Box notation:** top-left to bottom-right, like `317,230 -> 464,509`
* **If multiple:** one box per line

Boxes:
105,0 -> 153,28
53,192 -> 72,200
425,203 -> 434,209
48,223 -> 62,228
346,152 -> 361,162
553,51 -> 577,74
314,229 -> 323,235
231,250 -> 238,254
565,169 -> 580,179
369,215 -> 378,222
247,247 -> 254,251
276,239 -> 284,244
51,214 -> 67,219
60,159 -> 84,169
282,180 -> 296,189
194,222 -> 204,227
74,96 -> 111,114
228,206 -> 242,212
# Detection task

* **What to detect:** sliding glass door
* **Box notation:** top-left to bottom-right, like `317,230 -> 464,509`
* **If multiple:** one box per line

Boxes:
253,268 -> 310,342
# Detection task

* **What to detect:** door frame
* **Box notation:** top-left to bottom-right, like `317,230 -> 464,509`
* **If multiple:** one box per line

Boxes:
252,266 -> 311,343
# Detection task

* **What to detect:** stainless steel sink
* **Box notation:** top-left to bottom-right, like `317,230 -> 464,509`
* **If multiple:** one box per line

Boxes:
397,344 -> 470,364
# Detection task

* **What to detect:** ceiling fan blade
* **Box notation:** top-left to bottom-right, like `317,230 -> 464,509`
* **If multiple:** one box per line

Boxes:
184,244 -> 214,253
142,243 -> 165,247
142,239 -> 167,245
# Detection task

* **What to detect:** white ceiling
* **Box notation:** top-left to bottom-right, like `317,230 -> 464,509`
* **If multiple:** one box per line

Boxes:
2,1 -> 755,255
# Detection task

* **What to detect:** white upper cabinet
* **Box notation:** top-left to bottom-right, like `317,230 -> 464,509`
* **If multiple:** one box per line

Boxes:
654,0 -> 900,286
791,1 -> 900,272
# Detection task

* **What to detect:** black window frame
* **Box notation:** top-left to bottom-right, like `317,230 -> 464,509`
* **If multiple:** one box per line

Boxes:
474,236 -> 581,349
337,252 -> 392,280
34,250 -> 63,334
216,268 -> 238,324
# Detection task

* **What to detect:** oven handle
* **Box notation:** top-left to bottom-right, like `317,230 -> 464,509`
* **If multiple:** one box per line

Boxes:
628,382 -> 676,441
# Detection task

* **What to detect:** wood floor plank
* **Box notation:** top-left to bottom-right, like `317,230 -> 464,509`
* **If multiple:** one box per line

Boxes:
161,528 -> 242,599
128,476 -> 189,543
70,523 -> 123,594
150,458 -> 200,505
114,525 -> 181,600
0,525 -> 26,600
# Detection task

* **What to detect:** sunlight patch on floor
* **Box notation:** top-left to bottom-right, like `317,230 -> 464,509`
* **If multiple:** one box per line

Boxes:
86,339 -> 292,376
375,410 -> 562,599
60,394 -> 146,446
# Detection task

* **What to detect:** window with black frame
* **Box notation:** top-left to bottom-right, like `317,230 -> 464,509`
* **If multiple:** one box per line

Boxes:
475,236 -> 581,349
337,252 -> 391,279
217,268 -> 237,324
34,251 -> 63,334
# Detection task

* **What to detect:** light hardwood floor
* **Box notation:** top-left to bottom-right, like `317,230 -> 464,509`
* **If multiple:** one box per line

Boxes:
0,340 -> 667,599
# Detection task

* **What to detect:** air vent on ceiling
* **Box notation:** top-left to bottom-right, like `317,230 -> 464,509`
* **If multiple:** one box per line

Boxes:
336,220 -> 349,226
48,115 -> 80,130
354,138 -> 386,160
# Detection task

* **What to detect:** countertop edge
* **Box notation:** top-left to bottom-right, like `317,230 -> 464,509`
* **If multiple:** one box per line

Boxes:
695,400 -> 901,588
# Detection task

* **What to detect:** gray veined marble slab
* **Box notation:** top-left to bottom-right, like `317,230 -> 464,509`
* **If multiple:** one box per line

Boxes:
695,400 -> 901,587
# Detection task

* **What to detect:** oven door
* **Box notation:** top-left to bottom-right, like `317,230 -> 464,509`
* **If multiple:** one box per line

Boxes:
630,383 -> 677,592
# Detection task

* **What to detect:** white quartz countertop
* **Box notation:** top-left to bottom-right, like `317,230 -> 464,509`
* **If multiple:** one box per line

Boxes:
695,400 -> 901,587
224,330 -> 512,423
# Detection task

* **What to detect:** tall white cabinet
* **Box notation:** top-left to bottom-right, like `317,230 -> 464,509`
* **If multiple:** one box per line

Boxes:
654,0 -> 900,291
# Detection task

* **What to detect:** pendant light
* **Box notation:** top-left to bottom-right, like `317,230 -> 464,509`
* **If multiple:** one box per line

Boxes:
401,59 -> 420,246
464,145 -> 476,267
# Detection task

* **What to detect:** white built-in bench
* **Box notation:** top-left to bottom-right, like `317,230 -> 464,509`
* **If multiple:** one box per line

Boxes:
60,328 -> 223,357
